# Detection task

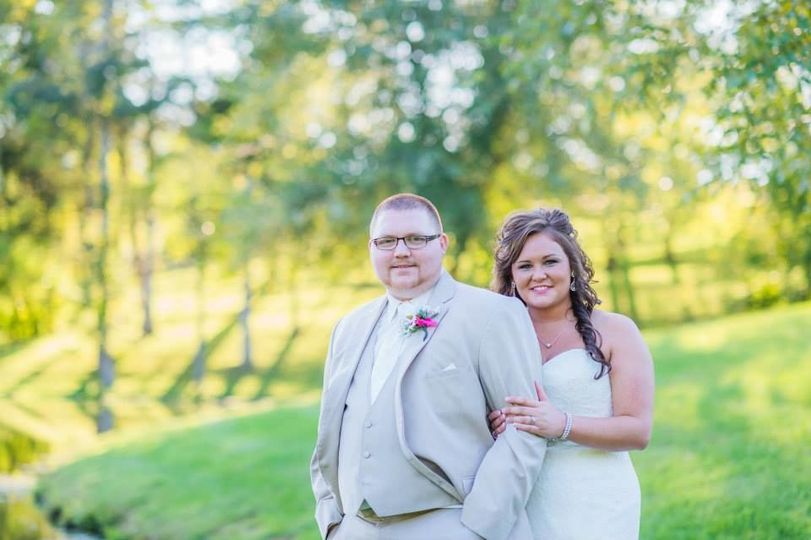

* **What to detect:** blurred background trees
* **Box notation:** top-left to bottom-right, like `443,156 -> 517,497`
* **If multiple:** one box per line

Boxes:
1,0 -> 808,426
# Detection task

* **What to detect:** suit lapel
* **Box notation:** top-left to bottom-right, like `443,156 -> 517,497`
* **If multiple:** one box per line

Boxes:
395,271 -> 456,376
392,272 -> 461,498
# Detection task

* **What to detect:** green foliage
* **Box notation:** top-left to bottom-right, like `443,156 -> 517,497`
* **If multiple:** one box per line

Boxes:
2,0 -> 810,345
0,497 -> 58,540
743,281 -> 782,310
0,425 -> 49,474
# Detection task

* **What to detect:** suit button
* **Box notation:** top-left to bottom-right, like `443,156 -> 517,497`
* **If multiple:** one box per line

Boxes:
363,451 -> 371,458
365,421 -> 373,428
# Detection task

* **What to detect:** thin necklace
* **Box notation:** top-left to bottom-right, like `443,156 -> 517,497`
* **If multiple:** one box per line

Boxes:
537,323 -> 569,349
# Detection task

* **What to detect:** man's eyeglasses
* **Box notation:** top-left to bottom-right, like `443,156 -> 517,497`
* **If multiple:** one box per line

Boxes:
372,234 -> 441,250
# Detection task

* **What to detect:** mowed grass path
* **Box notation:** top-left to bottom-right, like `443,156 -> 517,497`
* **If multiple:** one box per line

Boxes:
39,303 -> 811,539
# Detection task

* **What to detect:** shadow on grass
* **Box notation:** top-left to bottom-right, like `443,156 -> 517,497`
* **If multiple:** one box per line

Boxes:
213,326 -> 302,401
0,341 -> 27,361
160,279 -> 277,408
160,313 -> 242,407
251,327 -> 300,401
3,361 -> 59,399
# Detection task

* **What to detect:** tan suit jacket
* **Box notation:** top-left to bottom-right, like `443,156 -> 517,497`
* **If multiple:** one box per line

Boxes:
311,272 -> 547,539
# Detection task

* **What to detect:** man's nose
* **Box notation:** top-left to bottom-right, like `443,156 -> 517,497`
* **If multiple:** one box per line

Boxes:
393,239 -> 412,255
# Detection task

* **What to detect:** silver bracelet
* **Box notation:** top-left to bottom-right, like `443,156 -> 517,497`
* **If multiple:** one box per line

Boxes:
558,412 -> 573,441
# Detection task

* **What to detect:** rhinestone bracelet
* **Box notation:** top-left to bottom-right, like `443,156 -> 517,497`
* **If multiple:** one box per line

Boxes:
558,412 -> 573,441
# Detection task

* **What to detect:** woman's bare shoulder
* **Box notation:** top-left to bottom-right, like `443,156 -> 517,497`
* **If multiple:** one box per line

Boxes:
591,309 -> 642,340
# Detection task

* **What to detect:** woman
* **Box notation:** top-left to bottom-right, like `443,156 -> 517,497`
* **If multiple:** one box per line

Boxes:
489,208 -> 654,540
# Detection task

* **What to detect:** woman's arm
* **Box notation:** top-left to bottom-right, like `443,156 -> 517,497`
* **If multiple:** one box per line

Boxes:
501,312 -> 654,451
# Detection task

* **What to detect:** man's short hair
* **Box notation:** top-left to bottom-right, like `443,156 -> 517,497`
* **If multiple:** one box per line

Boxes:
369,193 -> 444,236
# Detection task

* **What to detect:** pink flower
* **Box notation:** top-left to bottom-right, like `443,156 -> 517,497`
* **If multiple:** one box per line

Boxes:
414,317 -> 438,328
402,306 -> 441,340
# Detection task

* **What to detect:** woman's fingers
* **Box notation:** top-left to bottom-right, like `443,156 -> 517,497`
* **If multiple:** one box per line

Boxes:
505,396 -> 538,406
512,422 -> 541,437
502,405 -> 537,418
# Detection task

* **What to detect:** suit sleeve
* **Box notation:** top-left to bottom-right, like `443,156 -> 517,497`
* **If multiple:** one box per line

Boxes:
461,298 -> 547,540
310,320 -> 344,539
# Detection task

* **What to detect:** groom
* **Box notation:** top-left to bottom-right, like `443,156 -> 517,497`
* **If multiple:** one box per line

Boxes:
310,193 -> 547,539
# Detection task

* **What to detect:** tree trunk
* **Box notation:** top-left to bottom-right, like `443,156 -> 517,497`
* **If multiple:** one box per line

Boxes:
240,260 -> 253,370
663,225 -> 680,286
94,0 -> 116,434
79,126 -> 96,309
192,242 -> 207,387
605,255 -> 623,313
96,116 -> 115,433
619,255 -> 640,323
289,258 -> 301,329
116,123 -> 151,335
140,119 -> 157,335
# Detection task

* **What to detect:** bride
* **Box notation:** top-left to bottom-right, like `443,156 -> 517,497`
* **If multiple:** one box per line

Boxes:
488,208 -> 654,540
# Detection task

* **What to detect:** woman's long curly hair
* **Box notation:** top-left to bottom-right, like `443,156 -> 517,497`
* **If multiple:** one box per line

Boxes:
492,208 -> 610,378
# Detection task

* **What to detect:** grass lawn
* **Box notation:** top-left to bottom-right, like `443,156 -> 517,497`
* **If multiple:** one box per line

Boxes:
0,268 -> 381,456
39,405 -> 323,540
37,302 -> 811,539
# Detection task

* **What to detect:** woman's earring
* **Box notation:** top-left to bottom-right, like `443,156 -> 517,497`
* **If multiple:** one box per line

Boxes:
570,272 -> 576,292
510,282 -> 516,296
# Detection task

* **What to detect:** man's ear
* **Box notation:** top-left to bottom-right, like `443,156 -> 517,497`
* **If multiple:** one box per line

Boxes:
439,233 -> 449,253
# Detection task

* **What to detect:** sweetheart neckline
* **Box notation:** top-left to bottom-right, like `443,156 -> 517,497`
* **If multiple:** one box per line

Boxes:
542,347 -> 587,367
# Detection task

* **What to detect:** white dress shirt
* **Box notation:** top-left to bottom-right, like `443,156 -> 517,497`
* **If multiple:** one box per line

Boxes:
369,289 -> 432,402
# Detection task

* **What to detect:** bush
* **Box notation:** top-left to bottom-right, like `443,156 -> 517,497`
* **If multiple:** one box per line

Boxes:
745,282 -> 782,309
0,427 -> 49,474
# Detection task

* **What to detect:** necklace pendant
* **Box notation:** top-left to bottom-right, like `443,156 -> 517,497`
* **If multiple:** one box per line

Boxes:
544,343 -> 552,348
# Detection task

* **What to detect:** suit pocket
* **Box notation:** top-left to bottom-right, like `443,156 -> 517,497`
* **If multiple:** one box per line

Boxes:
422,369 -> 472,423
424,367 -> 463,380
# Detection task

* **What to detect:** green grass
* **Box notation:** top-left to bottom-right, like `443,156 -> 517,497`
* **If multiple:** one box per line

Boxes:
36,302 -> 811,539
637,302 -> 811,539
39,405 -> 322,540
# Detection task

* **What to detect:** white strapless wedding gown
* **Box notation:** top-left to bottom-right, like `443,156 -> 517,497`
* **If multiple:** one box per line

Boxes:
526,348 -> 640,540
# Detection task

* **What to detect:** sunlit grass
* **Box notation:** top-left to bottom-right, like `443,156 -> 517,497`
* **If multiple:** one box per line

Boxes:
636,302 -> 811,539
34,302 -> 811,539
0,265 -> 380,458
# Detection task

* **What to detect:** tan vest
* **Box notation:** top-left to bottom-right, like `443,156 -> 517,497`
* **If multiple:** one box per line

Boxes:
337,324 -> 459,517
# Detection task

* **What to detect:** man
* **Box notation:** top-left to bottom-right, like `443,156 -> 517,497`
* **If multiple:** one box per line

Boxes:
310,193 -> 546,539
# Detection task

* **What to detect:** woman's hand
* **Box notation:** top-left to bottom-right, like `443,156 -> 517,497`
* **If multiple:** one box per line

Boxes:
503,381 -> 567,439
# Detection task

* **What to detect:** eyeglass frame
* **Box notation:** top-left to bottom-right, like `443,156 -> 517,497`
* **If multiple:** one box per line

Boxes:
371,234 -> 442,251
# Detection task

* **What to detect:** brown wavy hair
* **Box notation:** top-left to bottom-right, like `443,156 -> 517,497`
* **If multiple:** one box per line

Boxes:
492,208 -> 610,378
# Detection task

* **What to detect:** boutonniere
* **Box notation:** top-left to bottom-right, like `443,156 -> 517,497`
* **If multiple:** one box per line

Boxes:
402,306 -> 440,341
